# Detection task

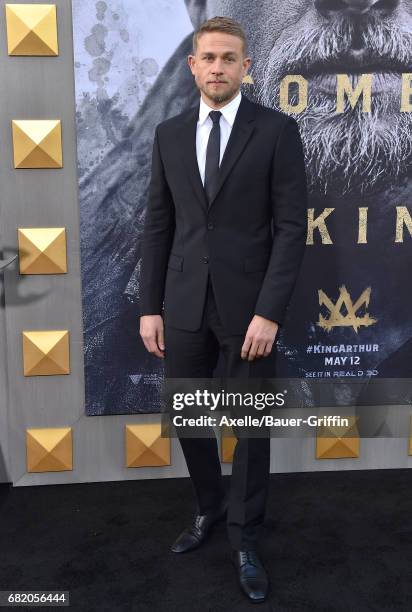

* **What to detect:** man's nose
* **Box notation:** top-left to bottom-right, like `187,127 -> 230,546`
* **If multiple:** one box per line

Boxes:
314,0 -> 399,17
211,60 -> 224,73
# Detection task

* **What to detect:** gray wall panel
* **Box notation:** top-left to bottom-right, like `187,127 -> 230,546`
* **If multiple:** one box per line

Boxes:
0,0 -> 90,486
0,266 -> 10,482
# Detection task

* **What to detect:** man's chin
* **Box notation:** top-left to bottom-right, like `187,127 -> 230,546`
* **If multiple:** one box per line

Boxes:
202,86 -> 237,105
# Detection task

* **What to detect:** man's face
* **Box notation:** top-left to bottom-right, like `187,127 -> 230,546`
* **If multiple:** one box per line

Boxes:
205,1 -> 412,195
188,31 -> 251,107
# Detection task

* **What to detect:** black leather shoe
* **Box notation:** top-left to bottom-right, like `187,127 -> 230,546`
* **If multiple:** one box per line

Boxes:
231,550 -> 269,603
170,499 -> 228,553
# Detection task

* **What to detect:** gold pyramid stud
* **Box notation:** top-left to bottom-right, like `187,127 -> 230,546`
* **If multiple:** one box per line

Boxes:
18,227 -> 67,274
5,4 -> 58,56
27,427 -> 72,472
316,416 -> 360,459
12,120 -> 62,168
22,330 -> 70,376
125,423 -> 171,467
221,424 -> 237,463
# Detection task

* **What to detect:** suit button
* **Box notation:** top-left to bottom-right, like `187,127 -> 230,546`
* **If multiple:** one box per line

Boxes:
202,256 -> 209,264
207,223 -> 214,230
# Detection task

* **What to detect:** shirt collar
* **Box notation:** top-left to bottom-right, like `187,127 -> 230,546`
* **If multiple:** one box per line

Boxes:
198,91 -> 242,127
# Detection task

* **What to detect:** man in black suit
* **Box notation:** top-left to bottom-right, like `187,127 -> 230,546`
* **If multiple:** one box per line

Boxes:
139,16 -> 307,603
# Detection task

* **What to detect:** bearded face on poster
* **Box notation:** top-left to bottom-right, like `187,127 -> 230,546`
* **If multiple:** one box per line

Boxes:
77,0 -> 412,415
189,0 -> 412,194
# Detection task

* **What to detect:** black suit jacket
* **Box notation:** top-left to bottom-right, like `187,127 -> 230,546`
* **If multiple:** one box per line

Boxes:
139,94 -> 308,335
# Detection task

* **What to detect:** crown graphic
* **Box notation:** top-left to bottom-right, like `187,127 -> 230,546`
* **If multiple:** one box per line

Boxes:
317,285 -> 377,333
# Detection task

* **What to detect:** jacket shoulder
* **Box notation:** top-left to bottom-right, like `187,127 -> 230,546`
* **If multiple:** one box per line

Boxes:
155,105 -> 197,134
250,98 -> 296,127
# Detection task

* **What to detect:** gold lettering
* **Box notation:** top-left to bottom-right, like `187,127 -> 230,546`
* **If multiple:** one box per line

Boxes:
279,75 -> 308,113
307,208 -> 335,245
395,206 -> 412,242
358,207 -> 368,244
401,74 -> 412,112
336,74 -> 372,113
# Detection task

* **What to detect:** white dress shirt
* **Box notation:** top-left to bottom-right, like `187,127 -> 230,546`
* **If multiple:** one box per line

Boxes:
196,91 -> 242,185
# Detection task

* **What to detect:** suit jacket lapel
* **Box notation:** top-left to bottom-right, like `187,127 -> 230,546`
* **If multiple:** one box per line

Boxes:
176,96 -> 257,212
177,103 -> 209,211
208,95 -> 256,209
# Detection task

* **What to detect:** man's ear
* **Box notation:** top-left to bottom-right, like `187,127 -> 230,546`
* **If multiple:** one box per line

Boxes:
184,0 -> 207,28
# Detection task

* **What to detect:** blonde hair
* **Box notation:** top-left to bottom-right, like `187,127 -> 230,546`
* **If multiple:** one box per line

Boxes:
193,16 -> 248,56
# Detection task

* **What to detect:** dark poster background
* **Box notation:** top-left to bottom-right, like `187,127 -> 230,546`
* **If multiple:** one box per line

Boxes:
72,1 -> 412,415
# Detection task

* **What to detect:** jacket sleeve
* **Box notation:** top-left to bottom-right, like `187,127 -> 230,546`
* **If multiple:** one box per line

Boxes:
139,125 -> 175,316
254,116 -> 308,326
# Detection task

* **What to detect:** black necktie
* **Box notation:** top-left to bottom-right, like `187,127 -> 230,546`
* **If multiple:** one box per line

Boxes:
204,110 -> 222,203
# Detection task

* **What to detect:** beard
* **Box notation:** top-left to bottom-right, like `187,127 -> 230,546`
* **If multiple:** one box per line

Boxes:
200,81 -> 239,105
252,15 -> 412,196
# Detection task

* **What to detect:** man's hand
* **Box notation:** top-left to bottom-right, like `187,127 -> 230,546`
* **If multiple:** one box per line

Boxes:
241,315 -> 279,361
140,315 -> 165,359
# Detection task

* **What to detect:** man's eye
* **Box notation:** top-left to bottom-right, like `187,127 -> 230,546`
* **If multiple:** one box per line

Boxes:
226,58 -> 235,62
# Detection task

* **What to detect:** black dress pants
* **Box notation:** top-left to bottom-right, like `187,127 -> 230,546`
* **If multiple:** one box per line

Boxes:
164,275 -> 276,551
